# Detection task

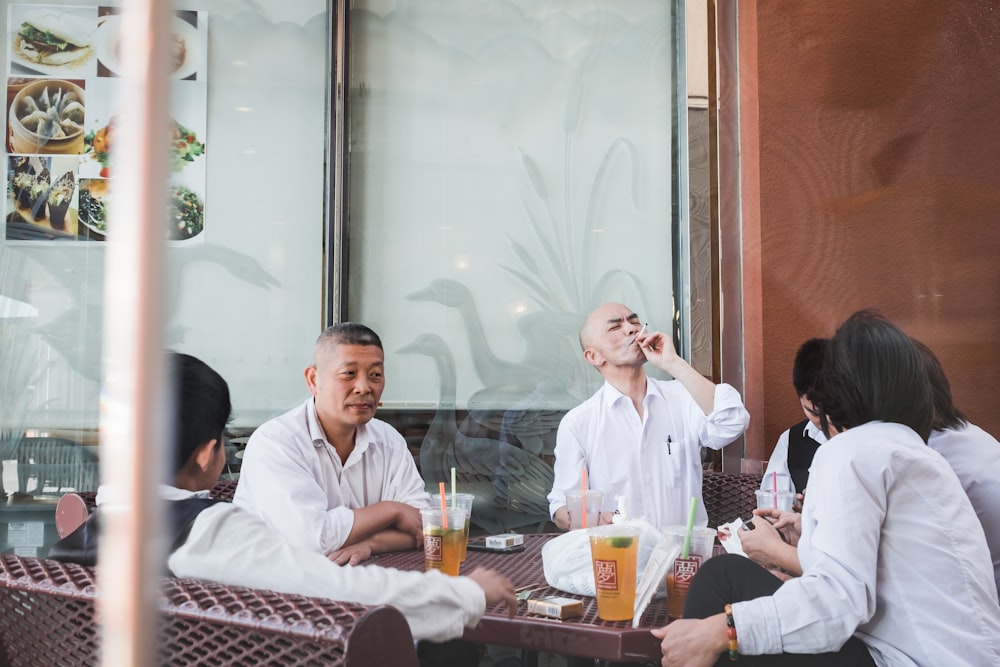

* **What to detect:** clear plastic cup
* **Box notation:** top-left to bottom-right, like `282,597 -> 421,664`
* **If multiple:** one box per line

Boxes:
755,490 -> 796,511
443,492 -> 474,562
565,489 -> 603,530
588,523 -> 640,621
663,525 -> 716,618
420,507 -> 467,576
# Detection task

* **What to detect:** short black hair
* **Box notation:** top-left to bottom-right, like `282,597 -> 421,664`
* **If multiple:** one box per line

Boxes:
316,322 -> 383,351
170,352 -> 232,474
792,338 -> 828,397
811,310 -> 933,442
912,338 -> 968,431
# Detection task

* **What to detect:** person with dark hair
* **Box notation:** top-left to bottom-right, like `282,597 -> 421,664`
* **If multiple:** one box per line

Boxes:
53,352 -> 517,644
915,339 -> 1000,595
653,310 -> 1000,667
234,323 -> 430,564
547,303 -> 749,530
761,338 -> 828,495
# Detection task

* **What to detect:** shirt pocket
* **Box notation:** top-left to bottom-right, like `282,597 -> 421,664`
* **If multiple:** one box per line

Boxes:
661,436 -> 684,485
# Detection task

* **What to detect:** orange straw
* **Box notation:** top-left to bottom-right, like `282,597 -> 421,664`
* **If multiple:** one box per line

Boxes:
439,481 -> 449,529
581,469 -> 588,528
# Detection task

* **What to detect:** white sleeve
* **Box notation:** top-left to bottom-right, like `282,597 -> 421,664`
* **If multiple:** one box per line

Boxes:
761,429 -> 794,493
547,411 -> 588,519
693,384 -> 751,450
234,423 -> 355,554
169,504 -> 486,643
734,448 -> 879,654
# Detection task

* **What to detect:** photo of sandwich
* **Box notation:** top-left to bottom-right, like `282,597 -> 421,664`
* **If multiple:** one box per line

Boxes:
11,8 -> 95,73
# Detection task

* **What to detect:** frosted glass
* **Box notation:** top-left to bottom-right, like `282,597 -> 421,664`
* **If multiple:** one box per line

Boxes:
348,0 -> 680,410
1,0 -> 329,433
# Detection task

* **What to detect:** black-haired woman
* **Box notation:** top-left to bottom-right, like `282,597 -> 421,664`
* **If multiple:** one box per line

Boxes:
653,310 -> 1000,667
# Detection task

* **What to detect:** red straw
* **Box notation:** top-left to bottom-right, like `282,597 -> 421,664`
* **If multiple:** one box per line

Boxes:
581,470 -> 588,528
772,471 -> 778,509
439,481 -> 449,529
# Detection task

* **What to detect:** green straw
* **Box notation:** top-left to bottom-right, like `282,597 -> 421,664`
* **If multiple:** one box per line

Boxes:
450,467 -> 457,508
681,496 -> 699,559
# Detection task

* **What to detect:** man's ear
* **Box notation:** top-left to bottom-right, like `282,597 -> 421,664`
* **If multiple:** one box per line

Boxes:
304,364 -> 319,396
193,438 -> 219,472
583,347 -> 603,368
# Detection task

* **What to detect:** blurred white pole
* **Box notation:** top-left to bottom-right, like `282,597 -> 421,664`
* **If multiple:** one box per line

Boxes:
97,0 -> 173,665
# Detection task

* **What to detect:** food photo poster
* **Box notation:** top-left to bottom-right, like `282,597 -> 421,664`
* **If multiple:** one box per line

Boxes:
5,4 -> 208,243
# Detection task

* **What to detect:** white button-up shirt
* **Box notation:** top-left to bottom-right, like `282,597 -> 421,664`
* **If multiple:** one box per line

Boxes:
929,422 -> 1000,596
547,378 -> 750,528
735,421 -> 1000,666
761,419 -> 828,493
234,398 -> 430,554
164,486 -> 484,643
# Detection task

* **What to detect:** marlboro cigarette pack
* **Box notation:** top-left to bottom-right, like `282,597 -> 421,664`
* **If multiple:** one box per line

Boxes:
485,533 -> 524,549
527,596 -> 584,619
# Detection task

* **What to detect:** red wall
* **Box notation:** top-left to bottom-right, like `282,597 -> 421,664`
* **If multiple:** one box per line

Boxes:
738,1 -> 1000,457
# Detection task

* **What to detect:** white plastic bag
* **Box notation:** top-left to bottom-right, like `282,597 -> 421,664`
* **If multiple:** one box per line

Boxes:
541,519 -> 667,596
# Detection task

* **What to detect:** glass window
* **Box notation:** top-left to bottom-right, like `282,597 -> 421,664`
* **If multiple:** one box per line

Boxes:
1,0 -> 330,552
344,0 -> 688,529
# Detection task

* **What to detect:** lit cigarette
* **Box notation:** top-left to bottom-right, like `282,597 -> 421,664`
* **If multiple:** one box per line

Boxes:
632,323 -> 647,345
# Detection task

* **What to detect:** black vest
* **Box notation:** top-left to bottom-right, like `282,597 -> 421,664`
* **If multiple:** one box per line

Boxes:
786,419 -> 823,493
48,497 -> 224,566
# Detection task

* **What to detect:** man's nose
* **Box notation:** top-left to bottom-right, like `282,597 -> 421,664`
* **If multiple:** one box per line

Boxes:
353,377 -> 372,393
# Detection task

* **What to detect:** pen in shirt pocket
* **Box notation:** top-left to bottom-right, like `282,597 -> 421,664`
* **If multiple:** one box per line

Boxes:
666,435 -> 672,454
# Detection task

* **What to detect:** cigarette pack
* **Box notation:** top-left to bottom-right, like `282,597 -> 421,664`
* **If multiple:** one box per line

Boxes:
527,596 -> 584,619
485,533 -> 524,549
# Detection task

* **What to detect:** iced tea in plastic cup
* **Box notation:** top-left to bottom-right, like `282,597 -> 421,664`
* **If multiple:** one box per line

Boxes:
588,524 -> 640,621
565,489 -> 603,530
663,525 -> 716,618
421,507 -> 467,576
443,493 -> 474,562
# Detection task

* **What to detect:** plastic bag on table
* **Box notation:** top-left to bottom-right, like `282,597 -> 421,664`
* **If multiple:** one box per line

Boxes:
541,518 -> 667,596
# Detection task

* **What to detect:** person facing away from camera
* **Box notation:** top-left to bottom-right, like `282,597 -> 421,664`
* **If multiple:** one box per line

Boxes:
653,309 -> 1000,667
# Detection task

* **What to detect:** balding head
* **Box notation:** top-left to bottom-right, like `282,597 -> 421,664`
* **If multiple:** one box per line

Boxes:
579,303 -> 635,351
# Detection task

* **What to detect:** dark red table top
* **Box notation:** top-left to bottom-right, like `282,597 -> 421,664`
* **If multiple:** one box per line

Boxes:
370,533 -> 670,662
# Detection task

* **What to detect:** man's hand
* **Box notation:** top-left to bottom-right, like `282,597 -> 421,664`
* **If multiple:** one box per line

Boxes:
467,567 -> 517,618
636,328 -> 716,415
553,506 -> 570,531
391,502 -> 425,545
327,541 -> 373,566
636,330 -> 680,369
651,615 -> 728,667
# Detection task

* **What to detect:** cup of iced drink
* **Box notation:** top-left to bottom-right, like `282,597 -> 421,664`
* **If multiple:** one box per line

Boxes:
663,525 -> 716,618
420,507 -> 467,576
588,523 -> 640,621
443,492 -> 475,562
565,489 -> 603,530
754,490 -> 796,512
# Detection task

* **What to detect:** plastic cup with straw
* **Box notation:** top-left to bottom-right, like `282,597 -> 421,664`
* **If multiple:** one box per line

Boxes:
667,497 -> 708,618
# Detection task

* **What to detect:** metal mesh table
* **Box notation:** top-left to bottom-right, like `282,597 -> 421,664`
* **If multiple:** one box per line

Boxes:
372,533 -> 670,662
